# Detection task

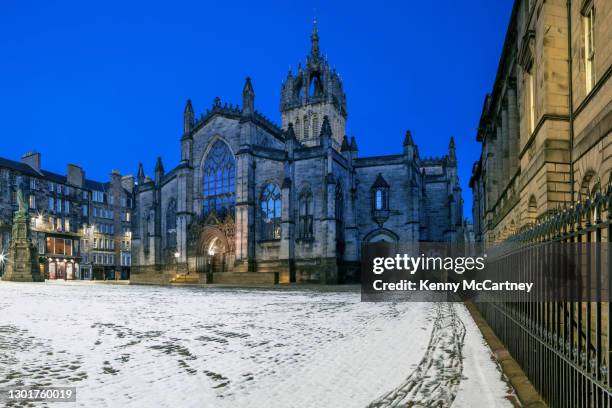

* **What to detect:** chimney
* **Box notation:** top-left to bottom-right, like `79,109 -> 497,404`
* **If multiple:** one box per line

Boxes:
121,175 -> 135,193
22,151 -> 41,172
67,164 -> 84,187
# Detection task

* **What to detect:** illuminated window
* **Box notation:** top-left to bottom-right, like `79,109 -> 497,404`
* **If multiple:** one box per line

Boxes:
584,6 -> 595,93
528,72 -> 535,134
28,194 -> 36,209
202,140 -> 236,217
260,184 -> 281,240
371,173 -> 390,213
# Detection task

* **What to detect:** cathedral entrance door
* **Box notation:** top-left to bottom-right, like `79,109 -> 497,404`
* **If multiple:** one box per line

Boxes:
194,226 -> 230,275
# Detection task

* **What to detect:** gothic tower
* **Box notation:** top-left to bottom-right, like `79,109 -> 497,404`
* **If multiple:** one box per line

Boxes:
280,19 -> 347,149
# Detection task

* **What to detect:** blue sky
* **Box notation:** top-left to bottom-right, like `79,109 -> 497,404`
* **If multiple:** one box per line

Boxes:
0,0 -> 513,219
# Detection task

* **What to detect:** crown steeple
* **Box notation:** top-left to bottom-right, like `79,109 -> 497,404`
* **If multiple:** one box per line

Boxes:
280,19 -> 348,149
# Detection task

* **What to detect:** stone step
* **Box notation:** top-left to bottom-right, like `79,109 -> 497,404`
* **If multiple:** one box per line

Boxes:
170,274 -> 200,284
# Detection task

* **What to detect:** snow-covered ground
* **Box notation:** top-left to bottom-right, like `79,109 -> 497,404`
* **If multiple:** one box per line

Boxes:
0,281 -> 516,407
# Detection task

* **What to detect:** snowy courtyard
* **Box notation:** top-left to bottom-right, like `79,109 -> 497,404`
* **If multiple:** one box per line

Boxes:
0,282 -> 515,407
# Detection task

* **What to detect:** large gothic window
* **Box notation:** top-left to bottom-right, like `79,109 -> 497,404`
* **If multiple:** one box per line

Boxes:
260,184 -> 281,240
335,182 -> 345,256
203,140 -> 236,217
166,199 -> 177,248
298,186 -> 313,239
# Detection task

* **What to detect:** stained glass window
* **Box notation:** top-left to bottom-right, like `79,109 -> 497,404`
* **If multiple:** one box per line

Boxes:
166,199 -> 177,248
260,184 -> 281,239
203,141 -> 236,217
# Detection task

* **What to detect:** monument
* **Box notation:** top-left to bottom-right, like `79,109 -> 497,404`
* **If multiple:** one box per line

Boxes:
2,189 -> 43,282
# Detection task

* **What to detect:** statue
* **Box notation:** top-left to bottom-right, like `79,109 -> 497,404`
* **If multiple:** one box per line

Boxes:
2,188 -> 43,282
16,188 -> 27,215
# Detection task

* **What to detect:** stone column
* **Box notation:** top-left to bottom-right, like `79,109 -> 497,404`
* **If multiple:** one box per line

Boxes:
495,121 -> 503,203
507,82 -> 519,176
234,151 -> 255,272
279,176 -> 294,283
502,100 -> 510,187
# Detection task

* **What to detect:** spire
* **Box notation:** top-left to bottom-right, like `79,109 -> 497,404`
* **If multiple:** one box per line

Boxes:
311,17 -> 320,57
340,135 -> 350,152
448,136 -> 456,163
242,77 -> 255,116
137,163 -> 145,184
184,99 -> 194,134
349,136 -> 358,152
403,130 -> 414,146
155,157 -> 164,177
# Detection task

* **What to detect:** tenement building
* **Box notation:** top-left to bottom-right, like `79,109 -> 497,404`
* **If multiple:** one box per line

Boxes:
131,23 -> 464,285
0,152 -> 134,280
470,0 -> 611,244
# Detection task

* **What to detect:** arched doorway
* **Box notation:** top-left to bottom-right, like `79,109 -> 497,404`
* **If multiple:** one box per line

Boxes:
193,225 -> 232,275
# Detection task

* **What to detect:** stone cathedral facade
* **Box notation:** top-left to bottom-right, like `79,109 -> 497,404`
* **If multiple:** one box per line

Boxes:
131,24 -> 464,285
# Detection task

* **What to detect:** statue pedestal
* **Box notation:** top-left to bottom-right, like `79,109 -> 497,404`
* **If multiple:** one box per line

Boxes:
3,242 -> 43,282
2,203 -> 43,282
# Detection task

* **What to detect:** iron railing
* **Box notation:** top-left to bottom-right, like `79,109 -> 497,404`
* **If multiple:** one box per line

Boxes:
475,184 -> 612,407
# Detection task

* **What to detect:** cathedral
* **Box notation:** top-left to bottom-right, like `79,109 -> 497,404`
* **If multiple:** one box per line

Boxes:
131,22 -> 464,285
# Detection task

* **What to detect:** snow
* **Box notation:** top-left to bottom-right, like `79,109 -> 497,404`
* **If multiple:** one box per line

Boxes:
0,281 -> 515,407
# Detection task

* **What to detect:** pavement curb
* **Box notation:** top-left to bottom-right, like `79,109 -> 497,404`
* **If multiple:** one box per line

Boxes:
464,301 -> 548,408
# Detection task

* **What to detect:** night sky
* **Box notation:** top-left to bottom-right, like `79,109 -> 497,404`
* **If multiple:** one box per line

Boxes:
0,0 -> 513,219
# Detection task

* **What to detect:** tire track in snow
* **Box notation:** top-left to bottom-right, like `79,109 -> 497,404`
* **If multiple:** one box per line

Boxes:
368,303 -> 467,408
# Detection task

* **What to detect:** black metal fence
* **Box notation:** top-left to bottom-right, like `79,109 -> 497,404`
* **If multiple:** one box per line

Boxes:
475,184 -> 612,407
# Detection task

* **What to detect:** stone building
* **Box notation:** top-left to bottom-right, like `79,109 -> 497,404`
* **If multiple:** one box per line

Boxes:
131,23 -> 464,285
0,152 -> 134,280
470,0 -> 611,244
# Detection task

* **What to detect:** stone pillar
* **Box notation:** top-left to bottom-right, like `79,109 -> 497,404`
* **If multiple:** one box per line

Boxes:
507,83 -> 519,176
234,151 -> 255,272
502,100 -> 510,187
279,177 -> 294,283
495,121 -> 503,203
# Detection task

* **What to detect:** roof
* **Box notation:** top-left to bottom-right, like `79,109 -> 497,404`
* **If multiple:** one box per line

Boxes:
0,155 -> 110,191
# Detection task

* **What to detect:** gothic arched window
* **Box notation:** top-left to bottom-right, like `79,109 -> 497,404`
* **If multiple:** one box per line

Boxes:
166,199 -> 177,248
260,184 -> 281,240
203,140 -> 236,217
298,186 -> 313,239
335,182 -> 345,256
312,113 -> 319,138
303,115 -> 309,139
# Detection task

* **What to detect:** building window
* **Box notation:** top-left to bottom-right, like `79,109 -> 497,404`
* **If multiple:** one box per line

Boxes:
83,204 -> 88,216
260,183 -> 281,240
202,140 -> 236,217
30,178 -> 36,190
57,199 -> 62,213
166,199 -> 177,248
584,6 -> 595,93
371,173 -> 390,225
525,70 -> 536,135
336,182 -> 345,255
312,113 -> 319,138
65,200 -> 70,213
303,115 -> 309,138
298,187 -> 313,239
28,194 -> 36,209
295,118 -> 301,139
